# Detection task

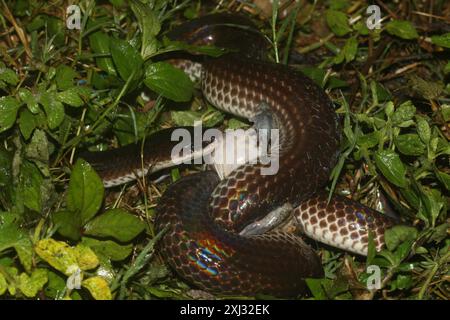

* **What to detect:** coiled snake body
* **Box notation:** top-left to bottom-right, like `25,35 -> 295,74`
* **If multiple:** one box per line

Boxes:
81,14 -> 396,297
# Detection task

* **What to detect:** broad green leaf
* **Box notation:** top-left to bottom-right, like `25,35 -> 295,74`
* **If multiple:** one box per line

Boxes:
325,10 -> 351,36
416,116 -> 431,144
44,271 -> 66,299
435,170 -> 450,190
84,208 -> 145,242
417,188 -> 445,226
144,62 -> 194,102
19,160 -> 43,212
374,150 -> 408,188
55,65 -> 78,90
373,82 -> 392,102
353,20 -> 369,35
393,238 -> 415,262
429,223 -> 449,243
26,14 -> 46,32
0,96 -> 20,133
385,101 -> 394,117
110,37 -> 144,83
91,71 -> 122,90
395,134 -> 425,156
44,16 -> 65,46
334,36 -> 358,64
46,67 -> 56,81
0,67 -> 19,85
297,66 -> 327,86
297,66 -> 347,89
89,32 -> 117,76
430,33 -> 450,48
67,159 -> 104,224
0,216 -> 33,272
390,274 -> 413,290
400,188 -> 420,210
18,108 -> 37,140
140,261 -> 169,284
39,92 -> 65,129
385,226 -> 418,251
129,0 -> 160,59
376,249 -> 398,266
81,237 -> 133,261
305,278 -> 330,300
25,129 -> 49,162
18,269 -> 48,298
82,276 -> 112,300
357,131 -> 380,149
385,20 -> 419,39
343,36 -> 358,62
57,87 -> 84,107
53,210 -> 82,241
398,262 -> 417,272
355,113 -> 385,128
18,88 -> 39,113
391,101 -> 416,124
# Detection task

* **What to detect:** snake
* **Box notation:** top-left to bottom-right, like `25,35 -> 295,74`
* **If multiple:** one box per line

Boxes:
80,13 -> 397,297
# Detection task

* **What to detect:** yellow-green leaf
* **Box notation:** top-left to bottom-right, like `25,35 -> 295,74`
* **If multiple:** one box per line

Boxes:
35,239 -> 100,275
35,239 -> 78,275
0,273 -> 7,296
385,20 -> 419,40
18,269 -> 48,298
82,276 -> 112,300
73,244 -> 99,271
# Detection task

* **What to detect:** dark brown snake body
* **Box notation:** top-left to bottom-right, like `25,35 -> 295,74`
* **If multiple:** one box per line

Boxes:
81,14 -> 396,297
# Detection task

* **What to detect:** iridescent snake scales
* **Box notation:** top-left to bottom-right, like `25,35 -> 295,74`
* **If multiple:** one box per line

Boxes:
80,14 -> 396,297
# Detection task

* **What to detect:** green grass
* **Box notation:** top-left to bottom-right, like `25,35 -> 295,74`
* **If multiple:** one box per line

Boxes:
0,0 -> 448,300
